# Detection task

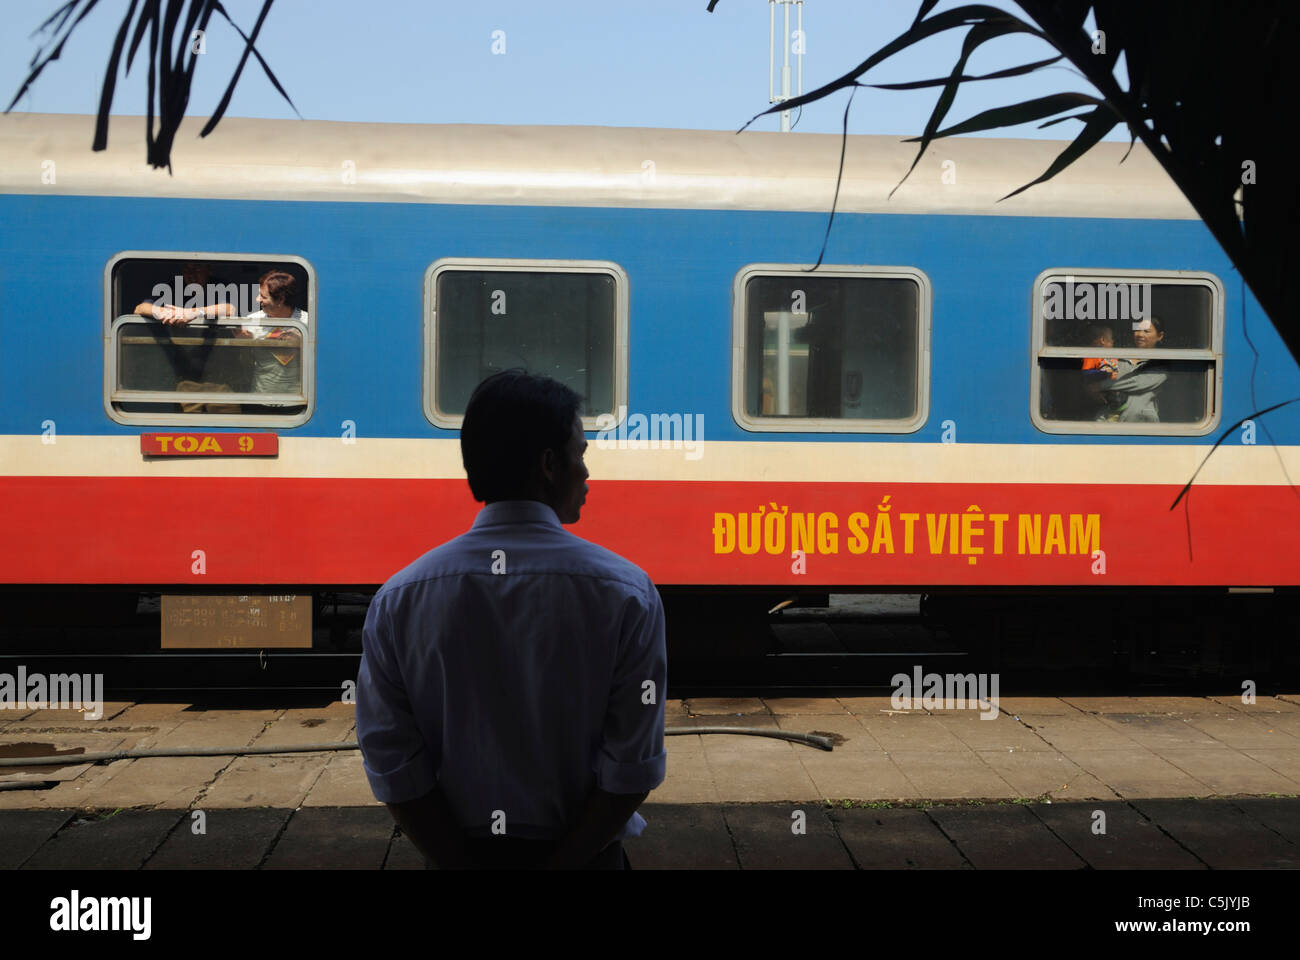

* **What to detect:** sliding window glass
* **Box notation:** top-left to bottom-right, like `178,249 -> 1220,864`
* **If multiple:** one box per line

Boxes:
105,252 -> 314,426
1031,270 -> 1222,435
733,264 -> 930,432
424,259 -> 628,429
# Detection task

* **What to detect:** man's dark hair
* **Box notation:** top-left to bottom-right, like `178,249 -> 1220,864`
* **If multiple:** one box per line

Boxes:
461,370 -> 583,502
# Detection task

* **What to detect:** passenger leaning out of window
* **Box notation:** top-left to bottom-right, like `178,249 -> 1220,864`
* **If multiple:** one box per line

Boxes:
236,270 -> 308,401
1099,315 -> 1168,422
133,260 -> 239,414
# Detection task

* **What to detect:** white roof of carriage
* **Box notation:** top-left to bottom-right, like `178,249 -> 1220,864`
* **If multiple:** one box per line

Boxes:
0,112 -> 1196,219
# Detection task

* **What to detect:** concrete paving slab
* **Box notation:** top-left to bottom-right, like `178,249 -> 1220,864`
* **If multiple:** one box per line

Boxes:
1216,695 -> 1300,714
672,714 -> 778,730
200,753 -> 331,808
1063,697 -> 1223,715
1240,749 -> 1300,786
703,740 -> 821,803
996,697 -> 1078,716
301,751 -> 380,807
145,808 -> 290,868
1031,802 -> 1205,869
829,806 -> 967,868
113,703 -> 193,722
0,810 -> 73,868
252,710 -> 354,747
723,804 -> 854,869
1189,714 -> 1300,749
762,698 -> 852,716
0,762 -> 94,786
886,751 -> 1016,799
1096,715 -> 1221,748
0,732 -> 130,769
24,809 -> 184,869
1129,799 -> 1300,868
774,712 -> 872,743
19,703 -> 133,723
927,804 -> 1086,868
1232,798 -> 1300,848
314,700 -> 357,717
0,734 -> 133,798
1154,747 -> 1300,795
935,713 -> 1057,752
976,750 -> 1112,800
836,696 -> 902,715
683,698 -> 771,717
773,715 -> 914,799
1018,714 -> 1143,751
141,713 -> 278,750
90,756 -> 232,809
1260,714 -> 1300,738
649,746 -> 722,803
859,715 -> 973,752
795,749 -> 919,802
262,806 -> 393,869
0,760 -> 127,810
1063,748 -> 1212,798
625,803 -> 738,868
665,731 -> 709,756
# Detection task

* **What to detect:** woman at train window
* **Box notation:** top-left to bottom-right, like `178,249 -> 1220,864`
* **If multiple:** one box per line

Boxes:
1099,315 -> 1168,422
236,270 -> 308,405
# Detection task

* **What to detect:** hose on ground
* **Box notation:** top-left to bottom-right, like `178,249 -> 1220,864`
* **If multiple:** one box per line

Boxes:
0,726 -> 834,768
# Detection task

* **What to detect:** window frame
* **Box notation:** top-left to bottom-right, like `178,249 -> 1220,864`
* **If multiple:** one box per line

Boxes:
731,263 -> 932,434
423,257 -> 630,431
103,250 -> 316,428
1029,267 -> 1224,436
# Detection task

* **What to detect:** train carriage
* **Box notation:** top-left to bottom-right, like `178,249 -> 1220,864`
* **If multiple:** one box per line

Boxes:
1,113 -> 1298,672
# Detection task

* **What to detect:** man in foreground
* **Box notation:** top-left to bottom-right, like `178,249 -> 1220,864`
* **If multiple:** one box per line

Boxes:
356,370 -> 667,869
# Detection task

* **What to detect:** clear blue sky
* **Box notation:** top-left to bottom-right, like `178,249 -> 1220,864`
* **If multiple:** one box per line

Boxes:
3,0 -> 1121,140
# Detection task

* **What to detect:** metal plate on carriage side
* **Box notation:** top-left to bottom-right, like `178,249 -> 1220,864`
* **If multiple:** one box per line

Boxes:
141,432 -> 279,456
161,594 -> 311,648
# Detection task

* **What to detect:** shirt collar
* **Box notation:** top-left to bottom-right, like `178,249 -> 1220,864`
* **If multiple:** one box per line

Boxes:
471,500 -> 563,530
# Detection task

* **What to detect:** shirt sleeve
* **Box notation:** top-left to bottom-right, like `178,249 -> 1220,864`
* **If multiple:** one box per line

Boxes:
355,589 -> 438,804
594,577 -> 668,794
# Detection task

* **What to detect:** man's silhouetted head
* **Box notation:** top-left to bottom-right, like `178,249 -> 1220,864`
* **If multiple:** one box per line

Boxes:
461,370 -> 588,523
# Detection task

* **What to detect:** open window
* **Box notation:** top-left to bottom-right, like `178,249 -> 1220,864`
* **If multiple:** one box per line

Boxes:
424,259 -> 628,429
105,253 -> 315,426
1031,269 -> 1223,435
732,264 -> 930,433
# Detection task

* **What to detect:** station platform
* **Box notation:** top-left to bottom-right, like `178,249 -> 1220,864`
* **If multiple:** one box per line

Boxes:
3,694 -> 1300,868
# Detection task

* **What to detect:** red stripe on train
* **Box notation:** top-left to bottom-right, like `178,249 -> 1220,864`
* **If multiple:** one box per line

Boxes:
2,477 -> 1296,586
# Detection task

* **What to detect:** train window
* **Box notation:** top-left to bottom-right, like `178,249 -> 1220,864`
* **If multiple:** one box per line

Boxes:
424,259 -> 628,429
732,265 -> 930,433
105,253 -> 315,426
1030,270 -> 1223,435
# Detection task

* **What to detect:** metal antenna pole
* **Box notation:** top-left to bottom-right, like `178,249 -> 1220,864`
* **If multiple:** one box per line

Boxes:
769,1 -> 805,133
769,1 -> 775,105
797,0 -> 803,105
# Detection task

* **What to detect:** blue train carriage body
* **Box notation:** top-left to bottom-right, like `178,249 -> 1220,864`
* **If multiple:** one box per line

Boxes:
0,112 -> 1297,589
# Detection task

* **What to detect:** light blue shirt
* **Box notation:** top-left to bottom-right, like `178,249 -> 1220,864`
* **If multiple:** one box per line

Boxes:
356,500 -> 667,841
